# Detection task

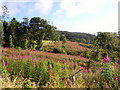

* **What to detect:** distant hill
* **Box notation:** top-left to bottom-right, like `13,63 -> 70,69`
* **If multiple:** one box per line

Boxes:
58,31 -> 95,44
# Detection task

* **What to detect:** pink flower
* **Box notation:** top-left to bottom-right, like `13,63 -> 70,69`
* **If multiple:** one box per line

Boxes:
116,78 -> 117,80
14,55 -> 16,58
49,70 -> 52,75
79,66 -> 81,70
99,67 -> 101,70
115,65 -> 117,68
24,56 -> 26,59
86,69 -> 87,72
59,60 -> 61,62
119,71 -> 120,73
6,61 -> 8,65
119,65 -> 120,68
4,52 -> 7,55
10,55 -> 12,59
75,61 -> 78,65
115,62 -> 117,65
33,64 -> 36,67
19,49 -> 21,55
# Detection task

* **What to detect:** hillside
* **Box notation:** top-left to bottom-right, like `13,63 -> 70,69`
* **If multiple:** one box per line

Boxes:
58,31 -> 95,44
42,41 -> 92,56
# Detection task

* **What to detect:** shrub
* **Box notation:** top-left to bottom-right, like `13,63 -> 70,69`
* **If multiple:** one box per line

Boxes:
53,47 -> 67,54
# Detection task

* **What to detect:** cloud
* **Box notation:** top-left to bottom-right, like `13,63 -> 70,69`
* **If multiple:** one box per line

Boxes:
2,0 -> 54,16
1,2 -> 25,17
0,2 -> 3,16
54,0 -> 119,17
73,12 -> 118,35
28,0 -> 54,15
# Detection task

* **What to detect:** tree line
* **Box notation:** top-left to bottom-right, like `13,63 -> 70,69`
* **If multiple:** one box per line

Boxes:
58,31 -> 95,44
3,17 -> 60,50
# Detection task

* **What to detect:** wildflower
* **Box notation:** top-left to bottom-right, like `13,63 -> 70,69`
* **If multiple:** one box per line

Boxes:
86,69 -> 87,72
33,64 -> 36,67
75,61 -> 78,65
4,52 -> 7,55
79,66 -> 81,70
119,71 -> 120,73
119,65 -> 120,68
24,56 -> 26,59
14,55 -> 16,58
115,65 -> 117,68
49,70 -> 52,75
6,61 -> 8,65
116,78 -> 117,80
19,49 -> 21,55
115,61 -> 117,65
99,67 -> 101,70
59,60 -> 61,62
10,55 -> 12,59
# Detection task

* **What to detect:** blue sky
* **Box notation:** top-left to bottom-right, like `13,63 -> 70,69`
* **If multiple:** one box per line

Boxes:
0,0 -> 119,35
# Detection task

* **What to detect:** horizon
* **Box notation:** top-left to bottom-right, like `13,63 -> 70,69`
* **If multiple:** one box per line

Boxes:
0,0 -> 119,35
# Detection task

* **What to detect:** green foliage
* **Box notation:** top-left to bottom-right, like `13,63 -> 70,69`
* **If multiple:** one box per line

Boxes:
84,50 -> 90,59
53,47 -> 67,54
9,35 -> 14,48
22,80 -> 31,88
3,17 -> 58,50
60,35 -> 67,43
59,31 -> 95,44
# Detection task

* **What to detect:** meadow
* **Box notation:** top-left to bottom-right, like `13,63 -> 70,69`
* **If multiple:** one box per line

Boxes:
2,42 -> 119,88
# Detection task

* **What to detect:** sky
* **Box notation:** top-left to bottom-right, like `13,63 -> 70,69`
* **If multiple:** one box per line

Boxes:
0,0 -> 119,35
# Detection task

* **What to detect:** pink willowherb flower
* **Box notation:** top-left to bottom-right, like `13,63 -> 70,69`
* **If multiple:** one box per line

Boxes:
59,60 -> 61,62
19,49 -> 21,55
79,66 -> 82,70
115,62 -> 117,65
49,70 -> 52,75
10,55 -> 12,59
6,61 -> 8,65
114,65 -> 117,68
33,64 -> 36,67
99,67 -> 101,70
4,52 -> 7,55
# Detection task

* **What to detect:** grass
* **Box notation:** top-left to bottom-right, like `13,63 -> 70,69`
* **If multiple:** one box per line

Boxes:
42,40 -> 56,46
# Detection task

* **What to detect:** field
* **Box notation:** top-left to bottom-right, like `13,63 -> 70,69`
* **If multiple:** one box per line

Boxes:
1,41 -> 119,88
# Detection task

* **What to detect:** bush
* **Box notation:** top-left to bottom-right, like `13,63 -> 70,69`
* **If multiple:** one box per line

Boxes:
53,47 -> 67,54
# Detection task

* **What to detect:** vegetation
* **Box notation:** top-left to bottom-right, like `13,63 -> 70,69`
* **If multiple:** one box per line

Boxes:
58,31 -> 95,44
2,48 -> 119,88
1,5 -> 120,89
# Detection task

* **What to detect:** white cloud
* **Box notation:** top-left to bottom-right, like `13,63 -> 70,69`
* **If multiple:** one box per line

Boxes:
74,12 -> 118,35
28,0 -> 54,15
54,0 -> 119,17
53,9 -> 63,16
0,2 -> 3,16
5,2 -> 23,17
